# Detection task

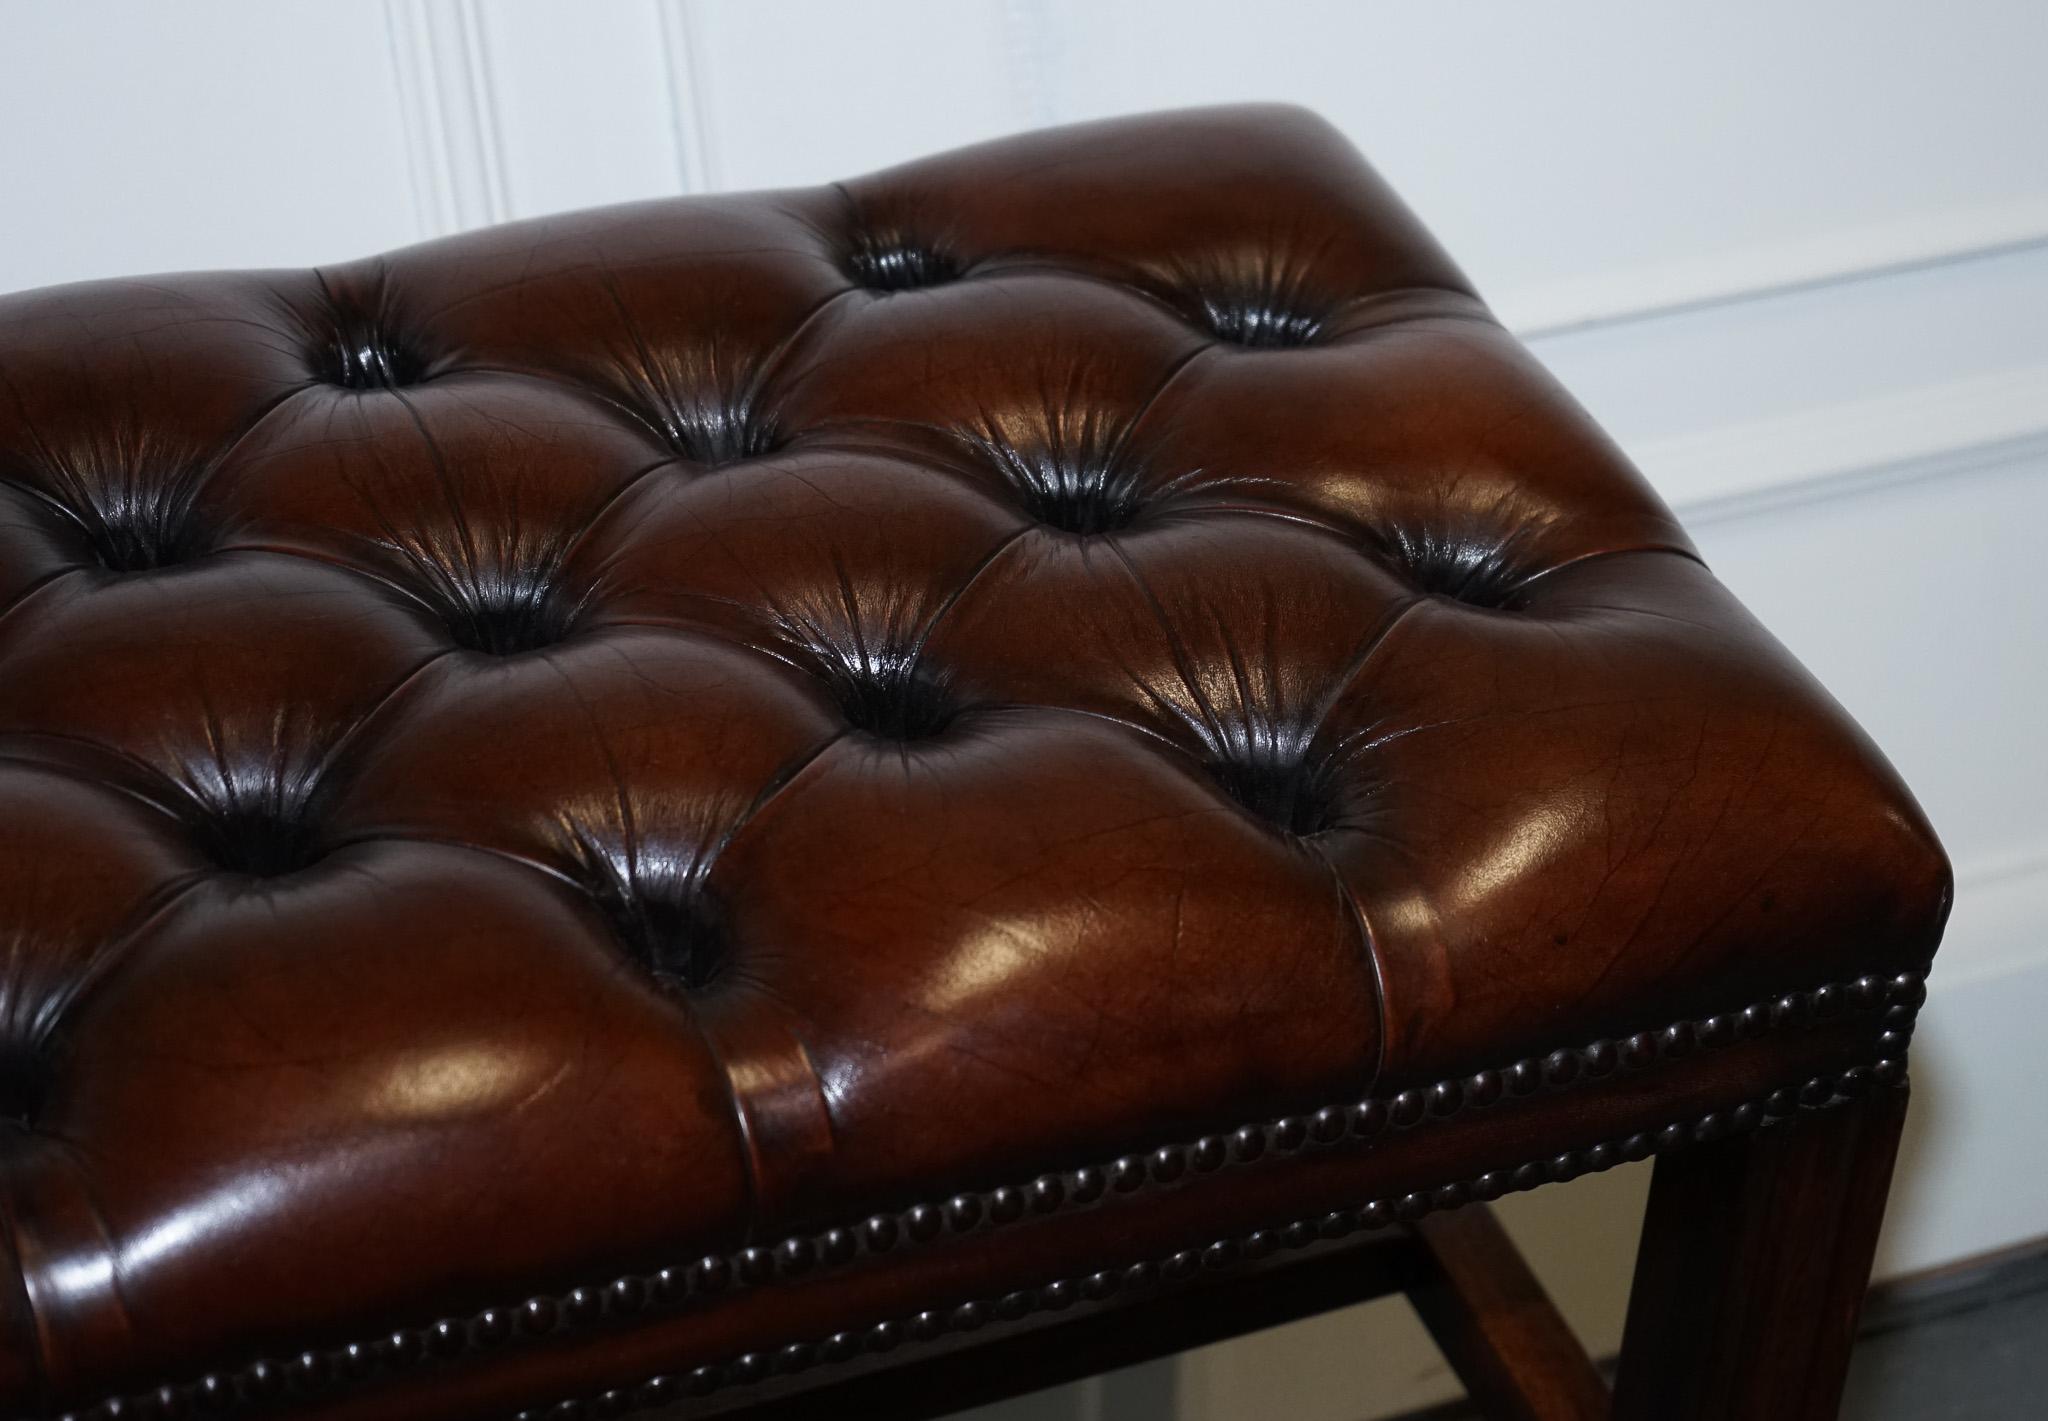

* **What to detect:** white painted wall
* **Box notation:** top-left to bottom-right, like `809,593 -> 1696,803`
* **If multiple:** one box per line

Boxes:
3,3 -> 2043,1417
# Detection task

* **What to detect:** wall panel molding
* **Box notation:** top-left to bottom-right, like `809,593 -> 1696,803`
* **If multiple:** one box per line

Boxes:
655,0 -> 719,194
1531,235 -> 2048,523
382,0 -> 513,236
1001,0 -> 1062,130
1502,207 -> 2048,340
1653,374 -> 2048,526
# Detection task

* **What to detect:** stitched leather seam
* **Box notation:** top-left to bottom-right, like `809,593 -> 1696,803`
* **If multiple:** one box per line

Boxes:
51,965 -> 1926,1420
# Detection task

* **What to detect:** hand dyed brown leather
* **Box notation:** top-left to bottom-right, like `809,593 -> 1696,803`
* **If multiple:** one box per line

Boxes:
0,106 -> 1949,1420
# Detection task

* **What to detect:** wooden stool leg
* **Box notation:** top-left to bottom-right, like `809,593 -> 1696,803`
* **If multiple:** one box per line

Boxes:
1611,1084 -> 1909,1421
1406,1204 -> 1610,1421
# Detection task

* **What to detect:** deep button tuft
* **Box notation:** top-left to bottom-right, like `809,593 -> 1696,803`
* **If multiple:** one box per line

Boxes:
815,649 -> 958,742
1194,292 -> 1325,349
192,800 -> 328,879
51,480 -> 212,573
317,322 -> 428,391
1367,526 -> 1531,608
1208,745 -> 1344,837
959,436 -> 1145,536
440,578 -> 582,657
0,1045 -> 49,1127
845,238 -> 962,292
590,875 -> 729,994
661,403 -> 786,467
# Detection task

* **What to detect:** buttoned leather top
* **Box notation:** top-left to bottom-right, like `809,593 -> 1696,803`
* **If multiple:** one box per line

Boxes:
0,106 -> 1947,1418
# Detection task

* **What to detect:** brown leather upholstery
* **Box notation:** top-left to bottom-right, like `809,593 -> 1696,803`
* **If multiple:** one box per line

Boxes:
0,106 -> 1948,1420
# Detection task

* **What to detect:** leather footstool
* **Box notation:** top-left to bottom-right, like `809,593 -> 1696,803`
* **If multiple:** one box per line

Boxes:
0,106 -> 1948,1421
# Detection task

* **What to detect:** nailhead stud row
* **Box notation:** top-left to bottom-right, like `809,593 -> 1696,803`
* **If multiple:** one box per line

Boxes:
521,1066 -> 1899,1421
50,968 -> 1921,1421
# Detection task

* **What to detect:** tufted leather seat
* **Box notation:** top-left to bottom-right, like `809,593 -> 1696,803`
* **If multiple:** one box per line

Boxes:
0,106 -> 1947,1420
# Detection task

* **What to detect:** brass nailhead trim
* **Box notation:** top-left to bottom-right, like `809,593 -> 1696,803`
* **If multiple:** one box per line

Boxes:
55,968 -> 1923,1421
529,1069 -> 1899,1421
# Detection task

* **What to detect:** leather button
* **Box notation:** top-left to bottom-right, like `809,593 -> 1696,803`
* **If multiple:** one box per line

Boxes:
846,240 -> 960,291
322,336 -> 423,390
1364,525 -> 1532,607
592,877 -> 728,994
315,300 -> 426,389
661,405 -> 785,466
1207,747 -> 1343,837
189,799 -> 326,879
967,436 -> 1146,534
823,657 -> 957,741
443,582 -> 582,656
1196,293 -> 1324,348
62,487 -> 211,573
